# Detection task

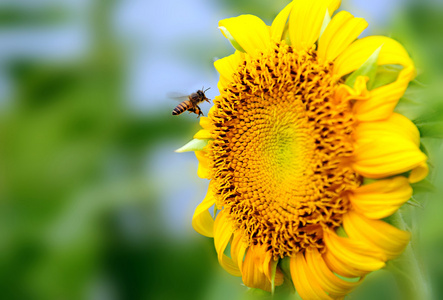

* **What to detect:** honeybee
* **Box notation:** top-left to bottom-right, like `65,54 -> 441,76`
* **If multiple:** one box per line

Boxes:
172,88 -> 211,117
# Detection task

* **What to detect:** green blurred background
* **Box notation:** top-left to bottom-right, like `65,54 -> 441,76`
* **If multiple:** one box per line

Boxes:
0,0 -> 442,299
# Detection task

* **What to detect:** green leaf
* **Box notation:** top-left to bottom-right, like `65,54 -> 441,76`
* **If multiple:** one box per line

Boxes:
415,120 -> 443,138
175,139 -> 209,153
421,138 -> 443,176
411,179 -> 436,195
336,226 -> 348,238
319,9 -> 331,39
270,259 -> 278,294
395,80 -> 427,121
345,46 -> 381,89
278,257 -> 291,281
362,177 -> 379,185
276,257 -> 296,296
218,26 -> 246,53
413,97 -> 443,137
371,64 -> 403,90
245,288 -> 270,297
406,196 -> 424,209
419,141 -> 429,157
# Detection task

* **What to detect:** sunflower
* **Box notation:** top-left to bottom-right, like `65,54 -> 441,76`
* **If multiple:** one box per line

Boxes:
177,0 -> 428,298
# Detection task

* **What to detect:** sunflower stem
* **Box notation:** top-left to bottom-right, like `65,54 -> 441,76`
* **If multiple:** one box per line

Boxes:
387,211 -> 432,300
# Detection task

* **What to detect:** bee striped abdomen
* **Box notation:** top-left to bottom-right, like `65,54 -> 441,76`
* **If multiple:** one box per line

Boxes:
172,100 -> 191,115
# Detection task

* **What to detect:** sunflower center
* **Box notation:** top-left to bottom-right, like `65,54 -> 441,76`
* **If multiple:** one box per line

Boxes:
209,42 -> 361,258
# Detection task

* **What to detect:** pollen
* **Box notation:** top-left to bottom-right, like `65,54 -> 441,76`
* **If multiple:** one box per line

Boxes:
209,42 -> 361,259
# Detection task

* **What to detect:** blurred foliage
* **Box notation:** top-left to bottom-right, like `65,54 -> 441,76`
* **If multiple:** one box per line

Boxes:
0,0 -> 442,300
0,5 -> 67,27
389,2 -> 443,300
0,0 -> 212,299
396,1 -> 443,80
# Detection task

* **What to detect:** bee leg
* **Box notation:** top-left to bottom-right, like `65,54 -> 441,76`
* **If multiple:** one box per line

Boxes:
197,106 -> 204,118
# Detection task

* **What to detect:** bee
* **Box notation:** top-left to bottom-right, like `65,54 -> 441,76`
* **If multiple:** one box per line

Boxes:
172,87 -> 211,117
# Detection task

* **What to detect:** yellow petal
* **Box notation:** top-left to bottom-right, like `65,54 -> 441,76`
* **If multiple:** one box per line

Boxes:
290,253 -> 333,300
353,67 -> 416,121
208,104 -> 217,118
219,15 -> 270,55
324,230 -> 385,275
355,112 -> 421,146
195,150 -> 211,179
230,230 -> 248,273
323,249 -> 363,278
255,244 -> 284,287
306,248 -> 362,297
328,0 -> 342,15
354,113 -> 425,175
335,76 -> 370,103
242,247 -> 269,291
199,116 -> 212,130
318,11 -> 368,63
289,0 -> 330,51
193,129 -> 211,139
271,2 -> 294,42
335,36 -> 414,78
352,135 -> 427,179
349,176 -> 412,219
214,210 -> 241,276
192,181 -> 216,237
343,211 -> 411,260
261,247 -> 274,282
409,162 -> 429,183
214,51 -> 244,91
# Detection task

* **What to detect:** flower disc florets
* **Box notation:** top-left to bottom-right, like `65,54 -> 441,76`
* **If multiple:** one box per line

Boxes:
209,42 -> 360,258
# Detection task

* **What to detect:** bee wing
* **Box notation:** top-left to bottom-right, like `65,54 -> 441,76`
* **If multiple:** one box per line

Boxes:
167,92 -> 189,101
